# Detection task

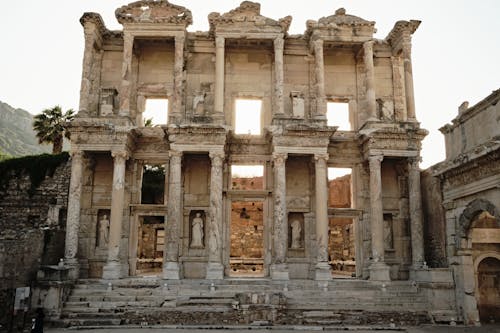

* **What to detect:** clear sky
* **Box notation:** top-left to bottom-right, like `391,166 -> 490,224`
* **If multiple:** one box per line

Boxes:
0,0 -> 498,168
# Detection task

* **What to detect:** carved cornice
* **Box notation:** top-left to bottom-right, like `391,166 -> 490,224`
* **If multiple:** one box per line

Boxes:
385,20 -> 420,52
306,8 -> 375,39
80,12 -> 108,37
115,0 -> 192,26
208,1 -> 291,35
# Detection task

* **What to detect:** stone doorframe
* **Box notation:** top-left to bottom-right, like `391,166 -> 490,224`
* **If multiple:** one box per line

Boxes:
453,198 -> 500,325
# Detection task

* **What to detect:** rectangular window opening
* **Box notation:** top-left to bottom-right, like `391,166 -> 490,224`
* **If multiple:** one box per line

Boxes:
328,167 -> 352,208
327,102 -> 351,130
231,165 -> 264,190
141,164 -> 166,204
234,99 -> 262,135
144,98 -> 168,126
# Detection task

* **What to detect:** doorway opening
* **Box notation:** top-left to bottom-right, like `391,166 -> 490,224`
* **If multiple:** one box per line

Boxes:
229,200 -> 264,277
136,215 -> 164,275
477,257 -> 500,323
328,167 -> 356,278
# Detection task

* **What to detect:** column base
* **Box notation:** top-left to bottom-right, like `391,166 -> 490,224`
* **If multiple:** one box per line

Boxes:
63,258 -> 80,280
163,261 -> 180,280
369,262 -> 391,281
102,261 -> 124,280
206,262 -> 224,280
315,262 -> 332,281
409,262 -> 428,281
270,263 -> 289,280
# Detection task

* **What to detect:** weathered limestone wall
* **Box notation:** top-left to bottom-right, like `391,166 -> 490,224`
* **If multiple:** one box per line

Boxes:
0,157 -> 70,330
420,169 -> 447,268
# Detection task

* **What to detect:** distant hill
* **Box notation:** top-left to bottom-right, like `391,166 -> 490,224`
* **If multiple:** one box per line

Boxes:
0,101 -> 51,156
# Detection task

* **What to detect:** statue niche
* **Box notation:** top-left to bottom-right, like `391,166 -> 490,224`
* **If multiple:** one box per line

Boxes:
190,211 -> 205,248
96,209 -> 110,248
288,212 -> 304,249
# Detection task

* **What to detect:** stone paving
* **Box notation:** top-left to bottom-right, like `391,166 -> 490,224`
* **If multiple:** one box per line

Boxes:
46,324 -> 500,333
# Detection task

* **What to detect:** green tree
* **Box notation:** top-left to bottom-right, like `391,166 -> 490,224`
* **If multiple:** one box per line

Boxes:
0,150 -> 12,161
32,106 -> 75,154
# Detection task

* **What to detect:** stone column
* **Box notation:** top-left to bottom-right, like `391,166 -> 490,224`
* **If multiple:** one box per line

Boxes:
119,32 -> 134,117
363,41 -> 377,121
102,151 -> 129,279
214,36 -> 225,122
64,151 -> 85,279
368,155 -> 390,281
314,153 -> 331,280
408,157 -> 425,269
163,150 -> 182,279
271,153 -> 289,280
273,37 -> 285,117
206,151 -> 225,279
402,39 -> 416,120
79,29 -> 96,113
171,35 -> 185,123
313,39 -> 326,119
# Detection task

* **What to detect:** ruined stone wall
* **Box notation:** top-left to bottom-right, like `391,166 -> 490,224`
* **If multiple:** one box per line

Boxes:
0,156 -> 70,331
420,169 -> 447,268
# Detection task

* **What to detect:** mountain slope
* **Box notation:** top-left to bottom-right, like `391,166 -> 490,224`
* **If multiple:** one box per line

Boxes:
0,101 -> 51,156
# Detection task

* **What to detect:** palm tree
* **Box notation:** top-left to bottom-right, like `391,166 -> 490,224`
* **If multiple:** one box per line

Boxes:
33,106 -> 75,154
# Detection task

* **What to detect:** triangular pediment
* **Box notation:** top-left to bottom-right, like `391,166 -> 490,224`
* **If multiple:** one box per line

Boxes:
115,0 -> 192,26
306,8 -> 375,41
209,1 -> 291,36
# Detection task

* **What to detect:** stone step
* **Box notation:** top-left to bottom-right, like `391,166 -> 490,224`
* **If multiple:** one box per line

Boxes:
57,318 -> 122,327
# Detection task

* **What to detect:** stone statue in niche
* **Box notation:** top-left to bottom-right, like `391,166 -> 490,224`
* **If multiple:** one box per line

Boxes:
98,213 -> 110,248
193,92 -> 206,116
190,212 -> 204,248
384,217 -> 393,250
290,219 -> 302,249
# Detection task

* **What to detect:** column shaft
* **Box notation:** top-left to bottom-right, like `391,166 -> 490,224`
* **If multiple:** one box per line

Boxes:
214,36 -> 225,119
274,37 -> 285,116
103,151 -> 128,279
315,154 -> 331,280
402,40 -> 416,120
271,153 -> 288,280
363,41 -> 377,121
206,152 -> 225,279
64,151 -> 84,262
408,157 -> 424,267
313,39 -> 326,118
171,35 -> 185,123
163,151 -> 182,279
119,33 -> 134,116
79,31 -> 96,113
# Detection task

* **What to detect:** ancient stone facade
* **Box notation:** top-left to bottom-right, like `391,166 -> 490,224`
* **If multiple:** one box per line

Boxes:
425,89 -> 500,324
66,0 -> 428,283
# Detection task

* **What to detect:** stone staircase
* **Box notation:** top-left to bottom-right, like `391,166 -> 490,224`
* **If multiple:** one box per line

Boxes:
53,278 -> 438,328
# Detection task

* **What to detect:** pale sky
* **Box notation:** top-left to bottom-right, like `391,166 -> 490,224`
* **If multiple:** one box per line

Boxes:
0,0 -> 499,168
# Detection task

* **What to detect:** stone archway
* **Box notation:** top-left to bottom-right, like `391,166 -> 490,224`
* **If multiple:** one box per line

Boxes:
475,255 -> 500,323
458,199 -> 500,238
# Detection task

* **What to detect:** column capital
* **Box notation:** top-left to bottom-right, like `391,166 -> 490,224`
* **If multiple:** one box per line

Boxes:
175,35 -> 185,44
314,153 -> 329,163
111,150 -> 129,161
169,150 -> 183,160
215,36 -> 225,48
209,151 -> 225,166
408,156 -> 422,168
273,36 -> 284,50
363,40 -> 374,53
272,152 -> 288,166
368,154 -> 383,164
70,150 -> 85,160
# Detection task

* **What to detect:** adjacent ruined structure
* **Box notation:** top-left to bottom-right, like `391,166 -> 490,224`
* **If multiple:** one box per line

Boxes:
24,0 -> 495,327
423,89 -> 500,323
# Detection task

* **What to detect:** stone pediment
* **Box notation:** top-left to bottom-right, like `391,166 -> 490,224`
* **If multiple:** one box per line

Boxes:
115,0 -> 192,26
306,8 -> 375,40
209,1 -> 291,36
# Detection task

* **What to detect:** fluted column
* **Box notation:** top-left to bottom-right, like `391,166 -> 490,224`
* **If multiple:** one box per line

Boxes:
163,150 -> 182,279
214,36 -> 225,122
368,155 -> 390,281
363,41 -> 377,121
119,32 -> 134,116
273,37 -> 285,117
313,39 -> 326,119
64,151 -> 85,278
102,151 -> 129,279
408,157 -> 425,269
271,153 -> 289,280
206,151 -> 225,279
314,153 -> 331,280
171,35 -> 185,123
79,30 -> 96,113
402,39 -> 416,120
